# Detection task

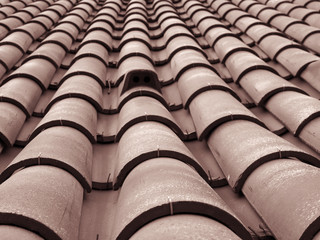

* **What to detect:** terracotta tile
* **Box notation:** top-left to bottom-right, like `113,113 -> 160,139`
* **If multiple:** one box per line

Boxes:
243,159 -> 320,239
0,102 -> 26,147
62,57 -> 107,88
41,32 -> 73,53
31,97 -> 97,143
282,131 -> 320,159
266,91 -> 320,136
300,60 -> 320,92
215,36 -> 257,64
1,126 -> 93,191
304,0 -> 320,11
178,66 -> 239,108
0,165 -> 83,240
190,90 -> 262,140
0,225 -> 43,240
48,75 -> 103,113
25,42 -> 66,68
297,117 -> 320,154
225,51 -> 276,83
240,69 -> 306,106
113,121 -> 208,189
0,45 -> 24,78
0,77 -> 42,116
207,120 -> 320,193
131,214 -> 242,240
116,96 -> 184,141
4,58 -> 56,90
290,77 -> 320,99
112,157 -> 250,239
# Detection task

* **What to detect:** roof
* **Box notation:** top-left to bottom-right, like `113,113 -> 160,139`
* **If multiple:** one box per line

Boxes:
0,0 -> 320,239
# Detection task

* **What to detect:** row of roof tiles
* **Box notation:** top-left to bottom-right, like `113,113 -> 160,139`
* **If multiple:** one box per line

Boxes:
0,0 -> 320,239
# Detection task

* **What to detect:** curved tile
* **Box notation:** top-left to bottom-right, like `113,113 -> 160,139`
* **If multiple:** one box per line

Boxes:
189,90 -> 264,140
205,27 -> 236,48
0,102 -> 26,147
0,225 -> 43,240
73,42 -> 109,67
116,96 -> 184,141
246,24 -> 283,43
178,67 -> 240,109
119,30 -> 151,50
81,29 -> 113,52
113,121 -> 208,189
258,35 -> 302,60
0,77 -> 42,116
52,22 -> 79,42
30,98 -> 97,143
258,8 -> 286,24
207,120 -> 320,193
299,117 -> 320,153
0,44 -> 23,74
47,75 -> 103,113
171,49 -> 214,82
1,31 -> 33,53
15,22 -> 46,40
224,51 -> 276,83
0,126 -> 92,192
4,58 -> 56,90
61,57 -> 107,88
41,31 -> 73,52
240,69 -> 306,106
266,91 -> 320,136
276,48 -> 319,77
25,42 -> 66,68
0,165 -> 83,240
131,214 -> 241,240
112,158 -> 251,239
118,40 -> 152,67
118,85 -> 168,112
214,36 -> 257,64
166,35 -> 204,60
300,60 -> 320,92
243,159 -> 320,240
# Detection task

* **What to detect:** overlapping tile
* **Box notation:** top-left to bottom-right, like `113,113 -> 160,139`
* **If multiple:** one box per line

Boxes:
111,158 -> 251,239
0,0 -> 320,239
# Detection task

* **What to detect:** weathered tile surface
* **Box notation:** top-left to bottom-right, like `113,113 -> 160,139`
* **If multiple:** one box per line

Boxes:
0,0 -> 320,239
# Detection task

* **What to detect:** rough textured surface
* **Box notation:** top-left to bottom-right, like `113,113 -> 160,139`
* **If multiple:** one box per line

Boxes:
0,0 -> 320,239
114,122 -> 208,189
130,214 -> 241,240
207,120 -> 320,192
243,159 -> 320,240
0,225 -> 44,240
0,126 -> 93,192
112,158 -> 250,239
0,166 -> 83,240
